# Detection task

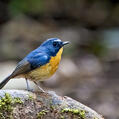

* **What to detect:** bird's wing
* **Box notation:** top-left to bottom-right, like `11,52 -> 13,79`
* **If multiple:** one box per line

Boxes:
11,53 -> 50,77
11,60 -> 31,77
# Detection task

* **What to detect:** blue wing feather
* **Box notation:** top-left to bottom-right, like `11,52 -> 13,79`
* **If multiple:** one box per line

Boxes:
26,52 -> 50,69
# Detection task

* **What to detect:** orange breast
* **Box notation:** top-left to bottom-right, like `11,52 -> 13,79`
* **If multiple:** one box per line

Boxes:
26,48 -> 63,81
49,48 -> 63,75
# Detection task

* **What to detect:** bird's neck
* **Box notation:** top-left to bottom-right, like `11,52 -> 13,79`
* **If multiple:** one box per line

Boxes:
55,47 -> 63,58
50,47 -> 63,63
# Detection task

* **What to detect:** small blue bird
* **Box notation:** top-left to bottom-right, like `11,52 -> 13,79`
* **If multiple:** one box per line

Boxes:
0,38 -> 69,91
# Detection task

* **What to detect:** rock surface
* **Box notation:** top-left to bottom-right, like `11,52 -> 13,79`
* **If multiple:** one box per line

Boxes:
0,90 -> 104,119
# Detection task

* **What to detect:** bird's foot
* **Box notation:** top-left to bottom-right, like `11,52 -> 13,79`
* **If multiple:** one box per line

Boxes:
37,86 -> 45,93
25,79 -> 34,92
34,81 -> 45,93
27,88 -> 34,92
33,81 -> 45,93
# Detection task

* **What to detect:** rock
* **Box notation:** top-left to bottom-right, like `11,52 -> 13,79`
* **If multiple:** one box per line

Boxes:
0,90 -> 104,119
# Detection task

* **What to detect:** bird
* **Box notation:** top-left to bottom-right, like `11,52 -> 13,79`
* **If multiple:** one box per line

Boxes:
0,38 -> 69,92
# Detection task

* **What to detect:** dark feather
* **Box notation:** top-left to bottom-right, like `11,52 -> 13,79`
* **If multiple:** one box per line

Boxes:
11,60 -> 31,77
0,60 -> 31,89
0,75 -> 12,89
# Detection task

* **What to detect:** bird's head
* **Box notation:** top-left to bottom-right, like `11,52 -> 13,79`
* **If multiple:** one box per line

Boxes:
40,38 -> 69,56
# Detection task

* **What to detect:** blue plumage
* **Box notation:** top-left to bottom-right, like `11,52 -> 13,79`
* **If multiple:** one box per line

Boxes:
25,38 -> 63,69
27,53 -> 50,69
0,38 -> 69,90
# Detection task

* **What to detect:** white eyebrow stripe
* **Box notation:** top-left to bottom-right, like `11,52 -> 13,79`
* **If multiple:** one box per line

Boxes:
54,39 -> 61,42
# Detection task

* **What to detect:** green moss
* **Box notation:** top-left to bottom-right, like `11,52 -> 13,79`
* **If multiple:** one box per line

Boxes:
14,97 -> 23,104
0,112 -> 5,119
50,105 -> 55,110
61,108 -> 85,119
0,93 -> 23,119
28,94 -> 33,100
37,110 -> 48,119
60,115 -> 65,119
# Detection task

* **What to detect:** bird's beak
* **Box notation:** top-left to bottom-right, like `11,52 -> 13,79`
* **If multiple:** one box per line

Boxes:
62,41 -> 70,46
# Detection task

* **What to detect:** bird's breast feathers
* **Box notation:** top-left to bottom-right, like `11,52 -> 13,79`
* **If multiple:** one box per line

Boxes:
26,48 -> 63,81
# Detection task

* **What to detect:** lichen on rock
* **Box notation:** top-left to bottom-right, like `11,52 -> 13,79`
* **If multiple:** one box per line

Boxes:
0,90 -> 104,119
0,93 -> 23,119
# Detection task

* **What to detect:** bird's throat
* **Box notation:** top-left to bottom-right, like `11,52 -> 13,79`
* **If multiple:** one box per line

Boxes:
49,47 -> 63,75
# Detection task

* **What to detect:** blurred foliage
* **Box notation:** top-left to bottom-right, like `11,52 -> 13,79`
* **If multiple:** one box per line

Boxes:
63,43 -> 78,57
88,39 -> 107,57
9,0 -> 44,15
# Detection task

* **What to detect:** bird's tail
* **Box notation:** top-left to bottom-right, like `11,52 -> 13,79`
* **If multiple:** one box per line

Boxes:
0,75 -> 12,89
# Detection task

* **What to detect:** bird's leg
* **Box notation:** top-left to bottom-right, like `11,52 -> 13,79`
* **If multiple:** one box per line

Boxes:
33,81 -> 45,92
25,78 -> 32,91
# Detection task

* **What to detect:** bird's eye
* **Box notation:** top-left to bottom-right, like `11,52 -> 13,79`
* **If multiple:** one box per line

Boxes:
53,42 -> 58,47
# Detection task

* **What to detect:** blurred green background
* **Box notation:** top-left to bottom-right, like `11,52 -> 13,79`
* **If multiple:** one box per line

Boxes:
0,0 -> 119,119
